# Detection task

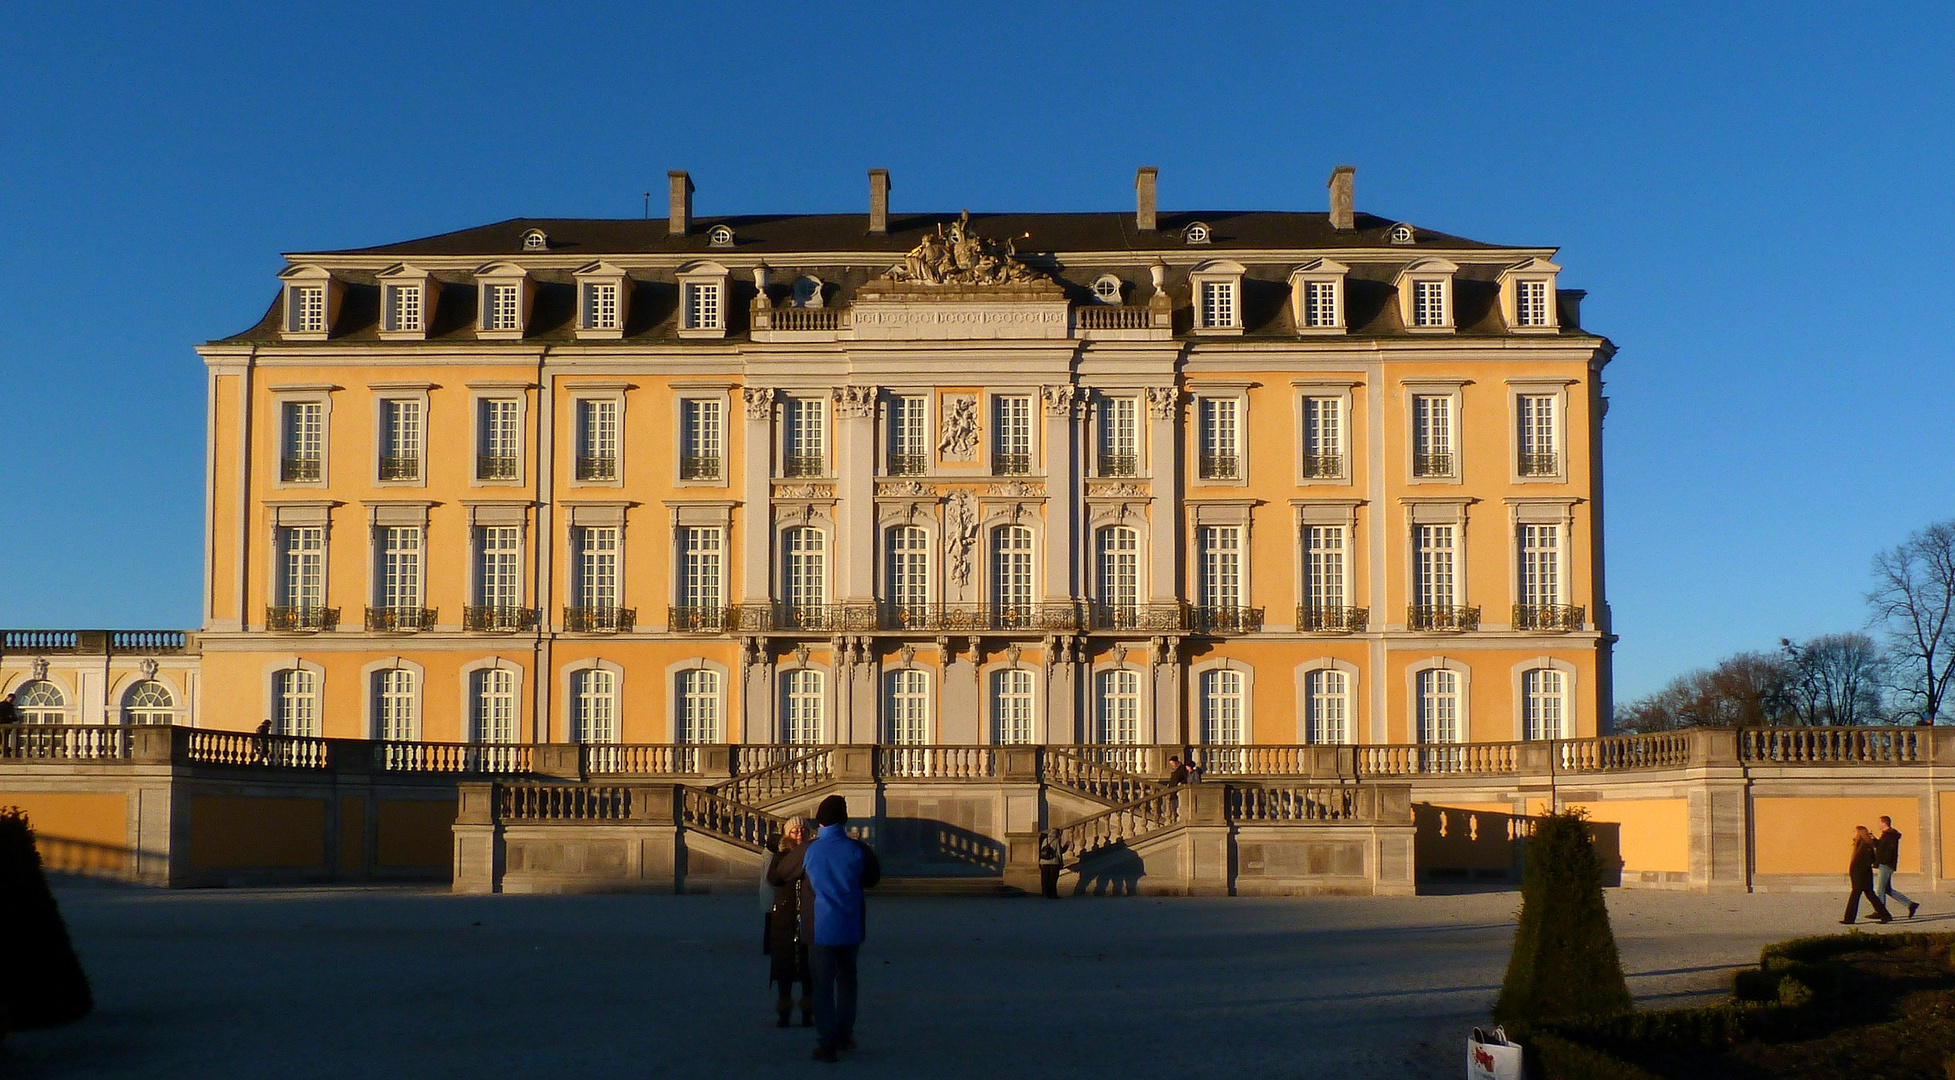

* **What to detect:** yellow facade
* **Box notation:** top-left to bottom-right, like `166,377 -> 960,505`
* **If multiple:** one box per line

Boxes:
191,170 -> 1613,752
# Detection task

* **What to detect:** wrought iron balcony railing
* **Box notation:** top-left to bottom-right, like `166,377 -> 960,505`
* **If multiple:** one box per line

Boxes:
667,605 -> 731,633
885,454 -> 928,476
463,605 -> 537,632
576,455 -> 617,481
477,454 -> 518,481
1512,604 -> 1585,631
782,454 -> 825,478
993,452 -> 1032,476
378,455 -> 420,481
992,603 -> 1082,631
280,455 -> 321,482
1301,453 -> 1344,479
680,455 -> 721,481
1187,605 -> 1264,634
1408,604 -> 1481,632
1097,453 -> 1138,477
1518,452 -> 1560,477
754,603 -> 880,633
1089,603 -> 1185,632
366,606 -> 437,632
1296,605 -> 1369,632
1197,453 -> 1240,480
879,603 -> 938,631
266,605 -> 338,632
1412,452 -> 1454,478
563,606 -> 636,633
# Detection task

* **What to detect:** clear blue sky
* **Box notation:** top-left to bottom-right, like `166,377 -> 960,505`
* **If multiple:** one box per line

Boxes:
2,3 -> 1950,703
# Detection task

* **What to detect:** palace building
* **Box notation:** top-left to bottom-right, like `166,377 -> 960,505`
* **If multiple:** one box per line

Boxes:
188,166 -> 1615,754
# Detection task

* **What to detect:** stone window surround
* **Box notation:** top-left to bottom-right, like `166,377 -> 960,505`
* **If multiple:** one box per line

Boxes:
877,514 -> 940,607
1189,258 -> 1246,335
880,389 -> 939,477
775,393 -> 831,479
1294,657 -> 1362,746
463,501 -> 530,610
3,672 -> 77,722
1505,378 -> 1576,485
982,388 -> 1041,476
362,501 -> 433,614
474,262 -> 533,340
1401,497 -> 1475,621
270,384 -> 337,490
1189,381 -> 1253,489
260,657 -> 326,735
671,382 -> 733,489
572,261 -> 631,340
1088,659 -> 1154,746
1504,497 -> 1581,616
360,656 -> 425,741
1287,258 -> 1349,334
564,382 -> 630,490
1089,390 -> 1147,479
458,656 -> 528,742
1395,257 -> 1459,333
665,657 -> 732,744
1406,656 -> 1473,743
1189,656 -> 1255,745
666,501 -> 734,619
979,660 -> 1043,745
1291,378 -> 1360,486
375,264 -> 436,341
676,260 -> 730,339
775,660 -> 835,745
1510,656 -> 1578,742
112,671 -> 189,727
564,502 -> 630,622
1497,257 -> 1562,334
880,661 -> 936,745
1290,499 -> 1363,631
1187,499 -> 1255,611
467,381 -> 533,489
978,501 -> 1045,607
264,500 -> 335,621
771,505 -> 836,605
278,264 -> 339,341
368,381 -> 434,490
1400,377 -> 1469,487
561,657 -> 625,744
1085,514 -> 1148,606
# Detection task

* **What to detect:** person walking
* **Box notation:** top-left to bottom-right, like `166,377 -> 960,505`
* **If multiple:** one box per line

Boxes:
1037,828 -> 1066,899
798,794 -> 880,1062
1874,815 -> 1921,919
1841,825 -> 1893,925
763,817 -> 818,1027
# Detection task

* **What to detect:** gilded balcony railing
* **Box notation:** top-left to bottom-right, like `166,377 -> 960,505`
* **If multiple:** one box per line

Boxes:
280,455 -> 321,482
667,605 -> 731,633
563,606 -> 636,633
1296,605 -> 1368,632
1088,603 -> 1185,632
266,605 -> 339,632
1187,605 -> 1264,635
1095,453 -> 1139,477
885,453 -> 928,476
1197,453 -> 1240,480
680,455 -> 722,481
1301,453 -> 1344,479
476,454 -> 518,481
378,455 -> 420,481
1512,604 -> 1585,631
782,454 -> 825,478
1518,452 -> 1560,477
575,455 -> 617,481
365,606 -> 437,632
1412,451 -> 1454,478
463,605 -> 537,632
991,603 -> 1081,631
1408,604 -> 1480,632
993,452 -> 1032,476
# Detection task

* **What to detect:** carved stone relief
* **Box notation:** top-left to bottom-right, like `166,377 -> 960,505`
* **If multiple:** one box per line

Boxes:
878,479 -> 936,497
772,484 -> 835,500
1086,482 -> 1150,499
139,657 -> 159,679
742,386 -> 777,420
945,490 -> 980,589
884,210 -> 1049,287
940,395 -> 979,459
1145,386 -> 1181,419
984,481 -> 1045,498
1042,384 -> 1086,419
30,657 -> 49,681
833,385 -> 877,419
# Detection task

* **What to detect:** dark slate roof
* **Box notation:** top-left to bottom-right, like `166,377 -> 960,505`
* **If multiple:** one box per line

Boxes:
310,211 -> 1513,258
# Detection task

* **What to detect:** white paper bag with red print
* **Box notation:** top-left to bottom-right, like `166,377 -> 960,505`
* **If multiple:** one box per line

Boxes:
1467,1027 -> 1523,1080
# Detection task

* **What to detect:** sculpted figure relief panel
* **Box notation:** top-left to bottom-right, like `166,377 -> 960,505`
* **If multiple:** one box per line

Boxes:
887,211 -> 1049,288
940,395 -> 979,460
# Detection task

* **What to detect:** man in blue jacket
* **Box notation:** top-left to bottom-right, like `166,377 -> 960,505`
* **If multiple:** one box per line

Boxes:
801,794 -> 881,1062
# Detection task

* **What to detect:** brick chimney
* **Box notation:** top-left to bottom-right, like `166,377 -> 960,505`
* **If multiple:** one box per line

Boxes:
869,169 -> 890,234
668,171 -> 694,236
1136,167 -> 1159,231
1328,166 -> 1355,230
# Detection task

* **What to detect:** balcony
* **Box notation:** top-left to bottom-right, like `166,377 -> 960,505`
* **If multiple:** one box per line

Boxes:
1097,453 -> 1138,478
993,452 -> 1032,476
680,455 -> 721,481
1301,453 -> 1344,480
1512,604 -> 1584,631
463,606 -> 537,632
1187,605 -> 1264,635
563,606 -> 636,633
575,455 -> 617,481
1074,305 -> 1153,331
1408,604 -> 1481,632
991,603 -> 1082,632
366,606 -> 437,632
886,454 -> 928,477
1296,605 -> 1369,632
1089,603 -> 1185,632
1518,452 -> 1560,477
266,605 -> 339,632
879,603 -> 938,631
1412,452 -> 1454,478
667,605 -> 731,633
761,603 -> 879,633
1197,454 -> 1240,481
378,455 -> 419,481
782,454 -> 825,478
280,455 -> 321,482
769,307 -> 842,331
477,454 -> 518,481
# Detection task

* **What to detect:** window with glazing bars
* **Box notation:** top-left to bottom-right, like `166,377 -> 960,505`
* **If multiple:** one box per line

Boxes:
290,286 -> 325,333
678,669 -> 721,743
992,526 -> 1034,612
276,669 -> 319,736
1412,394 -> 1453,476
279,526 -> 324,608
473,527 -> 520,608
1417,668 -> 1460,743
685,282 -> 721,330
379,399 -> 421,479
1518,394 -> 1557,475
281,401 -> 323,480
478,399 -> 520,479
884,669 -> 930,744
472,668 -> 517,743
1098,396 -> 1138,475
1201,280 -> 1236,327
575,527 -> 619,610
374,669 -> 418,741
681,398 -> 723,479
888,396 -> 927,473
1304,280 -> 1338,328
886,527 -> 928,610
993,669 -> 1034,745
1098,527 -> 1139,611
582,282 -> 619,330
782,398 -> 825,475
1304,669 -> 1348,744
1305,526 -> 1346,611
783,527 -> 825,608
782,669 -> 824,744
1415,524 -> 1456,608
678,527 -> 722,610
1198,398 -> 1240,478
1516,280 -> 1550,327
1524,668 -> 1565,740
377,527 -> 422,609
1412,279 -> 1446,327
1302,397 -> 1342,476
573,669 -> 617,743
1097,670 -> 1140,744
1200,669 -> 1244,745
485,283 -> 521,331
1197,526 -> 1242,609
1520,524 -> 1560,607
384,285 -> 422,332
993,395 -> 1032,473
577,399 -> 618,480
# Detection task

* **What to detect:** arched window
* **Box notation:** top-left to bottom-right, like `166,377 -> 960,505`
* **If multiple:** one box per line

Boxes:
16,680 -> 66,724
782,669 -> 824,744
1199,669 -> 1244,745
883,669 -> 930,745
471,668 -> 517,743
121,680 -> 176,726
1303,669 -> 1349,745
677,669 -> 721,743
1096,670 -> 1141,745
274,669 -> 318,736
992,669 -> 1035,745
1523,669 -> 1566,741
372,669 -> 419,741
783,527 -> 826,615
1416,669 -> 1460,744
572,668 -> 618,744
992,526 -> 1034,625
1097,526 -> 1139,627
886,526 -> 929,622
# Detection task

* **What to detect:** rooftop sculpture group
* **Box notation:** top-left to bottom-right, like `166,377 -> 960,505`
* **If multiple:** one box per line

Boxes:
887,211 -> 1048,287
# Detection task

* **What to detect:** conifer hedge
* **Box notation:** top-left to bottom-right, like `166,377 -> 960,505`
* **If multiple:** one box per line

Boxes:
0,807 -> 93,1029
1494,809 -> 1632,1027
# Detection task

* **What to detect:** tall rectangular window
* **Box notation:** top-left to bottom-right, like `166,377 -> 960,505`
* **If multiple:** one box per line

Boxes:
1304,669 -> 1348,744
1520,523 -> 1561,608
290,286 -> 326,333
782,669 -> 824,744
992,669 -> 1035,745
1517,394 -> 1558,476
1198,398 -> 1240,480
575,526 -> 619,611
473,526 -> 520,609
684,282 -> 721,330
275,669 -> 319,737
582,282 -> 619,330
1524,669 -> 1566,740
485,283 -> 521,331
888,395 -> 927,475
886,527 -> 929,611
384,285 -> 422,333
281,401 -> 323,482
1412,279 -> 1446,327
1412,394 -> 1454,477
680,398 -> 723,480
782,398 -> 825,476
1516,280 -> 1550,327
1197,526 -> 1243,610
1417,669 -> 1461,744
884,670 -> 930,745
678,670 -> 721,743
478,399 -> 520,480
377,526 -> 422,610
677,527 -> 722,610
992,526 -> 1035,615
1098,396 -> 1138,476
1302,397 -> 1342,478
374,669 -> 418,741
379,399 -> 421,480
1097,527 -> 1140,615
471,669 -> 517,743
1199,670 -> 1244,745
1415,524 -> 1457,609
1097,670 -> 1140,745
576,398 -> 618,481
572,669 -> 617,744
1201,280 -> 1236,328
278,526 -> 325,609
992,395 -> 1032,475
1304,280 -> 1338,328
1304,525 -> 1346,612
783,528 -> 825,609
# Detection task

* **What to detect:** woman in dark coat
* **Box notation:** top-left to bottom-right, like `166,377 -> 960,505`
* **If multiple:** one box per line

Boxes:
764,817 -> 817,1026
1842,825 -> 1893,925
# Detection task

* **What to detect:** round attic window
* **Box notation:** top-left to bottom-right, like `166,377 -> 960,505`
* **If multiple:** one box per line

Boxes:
1389,223 -> 1415,245
709,225 -> 735,247
1091,275 -> 1123,303
521,229 -> 548,251
1183,222 -> 1211,245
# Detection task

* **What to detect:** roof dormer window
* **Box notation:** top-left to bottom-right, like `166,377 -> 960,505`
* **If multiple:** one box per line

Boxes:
1091,274 -> 1123,303
375,264 -> 437,340
708,224 -> 734,247
1389,223 -> 1416,245
1498,257 -> 1562,334
572,261 -> 631,340
1395,258 -> 1458,333
1183,222 -> 1211,245
475,262 -> 532,340
676,261 -> 730,339
1189,259 -> 1245,335
278,264 -> 339,341
387,285 -> 422,332
521,229 -> 548,252
292,286 -> 325,333
1288,258 -> 1349,334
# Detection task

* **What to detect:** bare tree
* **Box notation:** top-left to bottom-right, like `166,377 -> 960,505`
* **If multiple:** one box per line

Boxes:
1781,633 -> 1887,725
1613,651 -> 1796,732
1868,521 -> 1955,724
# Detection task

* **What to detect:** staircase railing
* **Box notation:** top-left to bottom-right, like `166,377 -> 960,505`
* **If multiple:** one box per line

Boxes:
682,787 -> 782,851
1227,783 -> 1366,822
1057,788 -> 1184,861
1045,747 -> 1160,805
715,748 -> 835,807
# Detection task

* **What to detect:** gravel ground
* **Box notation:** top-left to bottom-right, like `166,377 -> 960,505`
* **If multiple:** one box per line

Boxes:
6,883 -> 1948,1079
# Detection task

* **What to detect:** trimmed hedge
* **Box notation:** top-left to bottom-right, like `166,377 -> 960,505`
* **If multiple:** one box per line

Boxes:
0,807 -> 93,1029
1494,810 -> 1633,1027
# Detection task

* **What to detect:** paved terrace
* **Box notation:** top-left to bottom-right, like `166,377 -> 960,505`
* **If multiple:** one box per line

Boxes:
9,885 -> 1945,1079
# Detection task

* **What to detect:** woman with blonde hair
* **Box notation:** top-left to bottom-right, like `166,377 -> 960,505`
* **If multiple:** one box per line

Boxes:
1841,825 -> 1893,925
764,817 -> 820,1026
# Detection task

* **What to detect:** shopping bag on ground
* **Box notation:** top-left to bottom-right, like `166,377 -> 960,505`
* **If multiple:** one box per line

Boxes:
1467,1026 -> 1523,1080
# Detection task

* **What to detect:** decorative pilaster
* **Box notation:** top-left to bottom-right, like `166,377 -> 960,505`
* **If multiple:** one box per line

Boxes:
740,388 -> 775,606
1042,385 -> 1084,602
1146,386 -> 1181,604
834,386 -> 879,605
